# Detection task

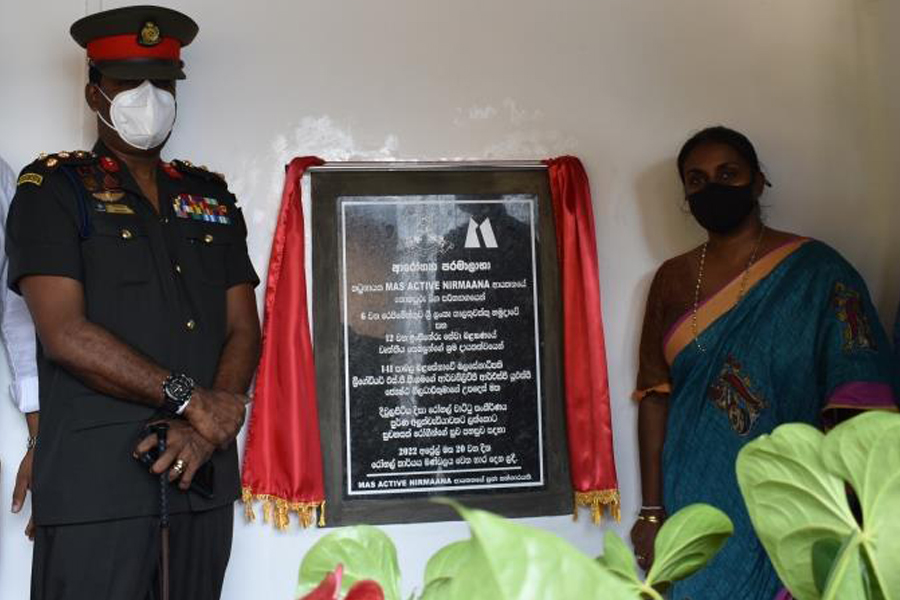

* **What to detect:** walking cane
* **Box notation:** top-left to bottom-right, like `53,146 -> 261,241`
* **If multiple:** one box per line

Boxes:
155,422 -> 171,600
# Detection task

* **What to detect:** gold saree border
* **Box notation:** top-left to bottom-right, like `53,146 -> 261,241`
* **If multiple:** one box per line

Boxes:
663,238 -> 810,366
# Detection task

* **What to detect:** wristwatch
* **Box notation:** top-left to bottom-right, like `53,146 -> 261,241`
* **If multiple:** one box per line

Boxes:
162,373 -> 195,415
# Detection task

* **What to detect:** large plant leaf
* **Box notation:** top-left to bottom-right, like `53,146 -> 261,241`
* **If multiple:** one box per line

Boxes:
435,500 -> 639,600
423,540 -> 472,587
418,577 -> 453,600
820,411 -> 900,598
820,530 -> 868,600
736,423 -> 862,599
597,530 -> 640,583
811,538 -> 842,594
644,503 -> 732,589
596,530 -> 648,597
297,525 -> 402,600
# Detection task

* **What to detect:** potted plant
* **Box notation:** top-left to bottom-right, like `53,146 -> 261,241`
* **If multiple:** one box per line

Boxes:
296,500 -> 733,600
737,410 -> 900,599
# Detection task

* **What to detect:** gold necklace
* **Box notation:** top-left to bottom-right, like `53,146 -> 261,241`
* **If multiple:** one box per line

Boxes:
691,226 -> 766,353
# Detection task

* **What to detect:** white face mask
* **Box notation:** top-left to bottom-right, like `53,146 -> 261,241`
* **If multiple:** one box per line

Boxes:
96,80 -> 177,151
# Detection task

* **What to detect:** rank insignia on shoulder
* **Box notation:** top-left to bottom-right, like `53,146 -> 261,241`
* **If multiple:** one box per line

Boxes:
17,173 -> 43,187
94,202 -> 134,215
172,193 -> 231,224
35,150 -> 96,171
93,191 -> 126,202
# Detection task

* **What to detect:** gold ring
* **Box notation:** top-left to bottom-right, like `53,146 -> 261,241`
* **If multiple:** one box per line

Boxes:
171,459 -> 186,475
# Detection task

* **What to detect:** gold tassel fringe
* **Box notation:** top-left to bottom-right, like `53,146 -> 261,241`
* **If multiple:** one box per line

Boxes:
241,487 -> 326,530
573,489 -> 621,525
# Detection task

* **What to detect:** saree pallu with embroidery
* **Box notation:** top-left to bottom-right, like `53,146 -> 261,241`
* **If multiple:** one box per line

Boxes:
660,239 -> 898,600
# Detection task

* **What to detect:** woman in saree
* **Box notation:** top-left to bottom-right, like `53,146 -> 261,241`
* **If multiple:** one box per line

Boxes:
630,126 -> 898,599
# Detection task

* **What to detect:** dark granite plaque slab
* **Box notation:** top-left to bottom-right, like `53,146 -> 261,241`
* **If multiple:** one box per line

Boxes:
342,196 -> 543,496
312,167 -> 570,525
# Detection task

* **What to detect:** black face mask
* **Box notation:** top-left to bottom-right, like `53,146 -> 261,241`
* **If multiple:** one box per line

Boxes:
687,181 -> 758,234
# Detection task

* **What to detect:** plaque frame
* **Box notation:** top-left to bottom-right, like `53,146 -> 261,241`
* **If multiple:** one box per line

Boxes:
311,163 -> 571,525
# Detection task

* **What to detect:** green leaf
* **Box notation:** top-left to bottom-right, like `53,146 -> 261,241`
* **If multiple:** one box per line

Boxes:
418,577 -> 453,600
820,530 -> 867,600
820,411 -> 900,598
597,530 -> 640,581
644,503 -> 733,589
859,542 -> 888,600
736,423 -> 859,599
423,540 -> 472,587
596,532 -> 676,600
812,537 -> 842,594
435,499 -> 640,600
297,525 -> 402,600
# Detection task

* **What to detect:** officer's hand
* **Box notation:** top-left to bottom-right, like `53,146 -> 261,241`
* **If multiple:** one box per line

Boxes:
183,388 -> 247,450
11,448 -> 36,540
134,420 -> 215,491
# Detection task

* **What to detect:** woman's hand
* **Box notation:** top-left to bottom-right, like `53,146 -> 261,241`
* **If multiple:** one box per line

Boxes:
630,508 -> 666,571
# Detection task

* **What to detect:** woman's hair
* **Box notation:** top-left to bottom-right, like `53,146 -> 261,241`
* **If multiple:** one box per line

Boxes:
677,126 -> 762,181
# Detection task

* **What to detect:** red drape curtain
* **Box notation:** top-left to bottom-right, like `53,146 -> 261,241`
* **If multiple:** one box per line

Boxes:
241,155 -> 619,528
241,156 -> 326,529
545,156 -> 620,523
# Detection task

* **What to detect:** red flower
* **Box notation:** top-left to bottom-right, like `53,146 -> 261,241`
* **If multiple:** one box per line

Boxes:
299,565 -> 342,600
345,580 -> 384,600
298,565 -> 385,600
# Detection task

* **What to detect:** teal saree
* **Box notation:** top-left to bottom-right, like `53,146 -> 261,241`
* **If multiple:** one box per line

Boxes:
658,239 -> 897,599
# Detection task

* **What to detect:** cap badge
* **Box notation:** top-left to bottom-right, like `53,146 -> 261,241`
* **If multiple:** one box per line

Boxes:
139,21 -> 161,47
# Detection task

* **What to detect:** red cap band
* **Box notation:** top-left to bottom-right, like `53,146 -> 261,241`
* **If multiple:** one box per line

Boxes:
87,34 -> 181,61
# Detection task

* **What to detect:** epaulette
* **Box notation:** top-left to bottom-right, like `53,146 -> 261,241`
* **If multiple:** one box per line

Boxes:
170,159 -> 228,186
17,150 -> 97,188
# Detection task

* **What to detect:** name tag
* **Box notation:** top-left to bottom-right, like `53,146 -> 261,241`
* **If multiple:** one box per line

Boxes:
94,202 -> 135,215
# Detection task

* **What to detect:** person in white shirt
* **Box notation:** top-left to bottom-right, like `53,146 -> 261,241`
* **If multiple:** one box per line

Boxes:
1,154 -> 39,538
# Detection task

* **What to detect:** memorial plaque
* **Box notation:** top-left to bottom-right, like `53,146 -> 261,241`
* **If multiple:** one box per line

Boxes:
313,166 -> 570,524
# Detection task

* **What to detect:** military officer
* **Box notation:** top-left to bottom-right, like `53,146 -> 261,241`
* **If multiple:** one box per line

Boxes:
5,6 -> 260,599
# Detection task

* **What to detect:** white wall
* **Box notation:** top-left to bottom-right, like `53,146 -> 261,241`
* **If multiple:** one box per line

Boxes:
1,0 -> 897,598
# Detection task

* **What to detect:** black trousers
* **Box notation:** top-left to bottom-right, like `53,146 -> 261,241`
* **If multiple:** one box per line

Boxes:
32,505 -> 233,600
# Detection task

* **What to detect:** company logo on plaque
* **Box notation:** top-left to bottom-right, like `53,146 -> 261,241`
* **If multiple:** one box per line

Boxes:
464,217 -> 498,249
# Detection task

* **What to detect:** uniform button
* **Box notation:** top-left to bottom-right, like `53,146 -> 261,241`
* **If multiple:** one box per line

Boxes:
175,264 -> 182,274
121,229 -> 133,240
203,234 -> 214,244
186,319 -> 196,330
